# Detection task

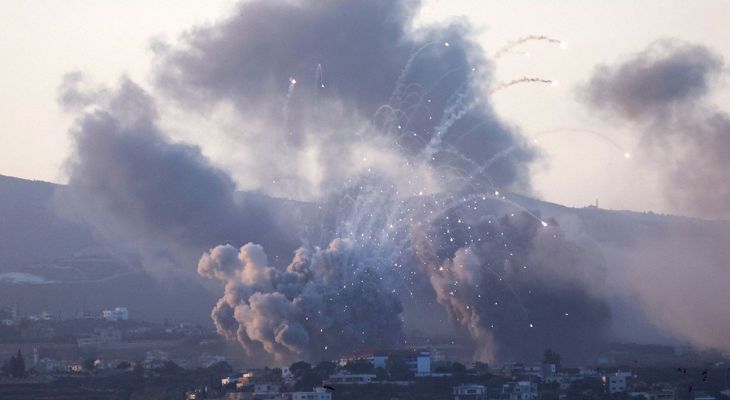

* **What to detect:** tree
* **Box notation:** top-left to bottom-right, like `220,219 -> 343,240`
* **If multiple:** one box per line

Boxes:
117,361 -> 131,370
543,349 -> 561,369
385,357 -> 412,380
375,366 -> 388,381
7,350 -> 26,378
474,361 -> 490,374
160,360 -> 183,374
289,361 -> 311,378
208,361 -> 233,374
452,362 -> 467,376
82,357 -> 96,371
344,359 -> 374,374
313,361 -> 336,378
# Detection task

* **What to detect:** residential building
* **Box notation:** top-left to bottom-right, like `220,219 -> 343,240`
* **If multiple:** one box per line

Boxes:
328,372 -> 377,384
603,371 -> 633,394
502,381 -> 538,400
287,387 -> 332,400
102,307 -> 129,321
453,384 -> 487,400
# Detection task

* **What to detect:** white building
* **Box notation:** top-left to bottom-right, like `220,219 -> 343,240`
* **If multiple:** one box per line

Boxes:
102,307 -> 129,321
502,381 -> 538,400
453,384 -> 486,400
253,383 -> 280,396
289,387 -> 332,400
603,371 -> 633,394
328,372 -> 377,384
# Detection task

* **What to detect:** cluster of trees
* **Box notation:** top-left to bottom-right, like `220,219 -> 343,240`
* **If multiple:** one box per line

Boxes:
288,361 -> 336,390
1,350 -> 26,378
339,356 -> 414,380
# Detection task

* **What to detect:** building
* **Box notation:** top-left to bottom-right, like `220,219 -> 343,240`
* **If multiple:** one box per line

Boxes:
253,383 -> 280,399
102,307 -> 129,321
287,387 -> 332,400
328,372 -> 377,384
235,369 -> 281,389
453,384 -> 487,400
339,349 -> 431,376
602,371 -> 633,394
67,362 -> 84,373
502,381 -> 538,400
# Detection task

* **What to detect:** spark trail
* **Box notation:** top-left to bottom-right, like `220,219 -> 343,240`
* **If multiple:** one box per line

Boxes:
283,77 -> 297,130
423,77 -> 554,162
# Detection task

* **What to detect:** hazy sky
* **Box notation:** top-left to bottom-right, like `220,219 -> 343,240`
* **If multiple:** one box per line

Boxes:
2,0 -> 729,213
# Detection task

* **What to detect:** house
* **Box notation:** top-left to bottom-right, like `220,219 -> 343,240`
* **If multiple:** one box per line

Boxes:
502,381 -> 538,400
102,307 -> 129,321
287,387 -> 332,400
453,384 -> 487,400
328,371 -> 377,384
253,383 -> 280,399
602,371 -> 633,394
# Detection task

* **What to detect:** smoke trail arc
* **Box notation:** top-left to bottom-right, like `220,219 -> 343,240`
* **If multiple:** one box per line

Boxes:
492,35 -> 566,59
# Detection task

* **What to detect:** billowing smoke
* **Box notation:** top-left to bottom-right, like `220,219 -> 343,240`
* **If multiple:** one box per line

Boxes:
56,0 -> 730,365
198,239 -> 403,363
581,39 -> 730,219
57,0 -> 541,362
576,39 -> 730,355
151,0 -> 534,198
409,199 -> 610,362
59,77 -> 297,275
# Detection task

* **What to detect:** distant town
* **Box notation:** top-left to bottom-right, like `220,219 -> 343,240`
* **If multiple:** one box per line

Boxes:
1,304 -> 729,399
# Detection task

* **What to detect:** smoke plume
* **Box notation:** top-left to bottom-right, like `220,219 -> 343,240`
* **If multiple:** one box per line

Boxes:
152,0 -> 534,197
581,39 -> 730,219
198,239 -> 403,363
410,199 -> 610,362
60,77 -> 296,275
56,0 -> 730,365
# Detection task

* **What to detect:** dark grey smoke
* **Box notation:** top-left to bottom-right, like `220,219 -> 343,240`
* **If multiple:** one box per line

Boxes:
581,40 -> 730,218
409,201 -> 610,362
198,239 -> 403,363
153,0 -> 534,193
582,40 -> 722,119
56,0 -> 560,364
60,78 -> 296,274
